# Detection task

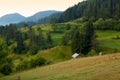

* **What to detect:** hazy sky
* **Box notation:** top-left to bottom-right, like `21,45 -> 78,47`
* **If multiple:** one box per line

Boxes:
0,0 -> 83,17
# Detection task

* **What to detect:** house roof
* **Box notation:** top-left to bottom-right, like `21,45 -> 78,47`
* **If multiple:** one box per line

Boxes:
72,53 -> 79,58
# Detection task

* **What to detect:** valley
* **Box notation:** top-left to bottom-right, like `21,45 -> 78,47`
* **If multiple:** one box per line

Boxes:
0,0 -> 120,79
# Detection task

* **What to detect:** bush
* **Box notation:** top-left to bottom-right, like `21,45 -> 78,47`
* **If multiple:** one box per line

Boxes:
0,62 -> 12,75
28,56 -> 46,68
88,49 -> 96,56
15,55 -> 46,71
0,53 -> 13,75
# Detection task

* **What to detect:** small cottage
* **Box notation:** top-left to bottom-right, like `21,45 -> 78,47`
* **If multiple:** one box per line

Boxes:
99,52 -> 103,56
72,53 -> 79,59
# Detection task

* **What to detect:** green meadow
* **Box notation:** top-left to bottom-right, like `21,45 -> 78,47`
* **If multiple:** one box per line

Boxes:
96,30 -> 120,53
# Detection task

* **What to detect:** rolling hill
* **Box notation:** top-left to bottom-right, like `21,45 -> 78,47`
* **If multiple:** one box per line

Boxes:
1,53 -> 120,80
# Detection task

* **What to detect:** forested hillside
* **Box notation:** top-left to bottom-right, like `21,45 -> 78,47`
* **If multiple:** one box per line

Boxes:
58,0 -> 120,22
0,0 -> 120,77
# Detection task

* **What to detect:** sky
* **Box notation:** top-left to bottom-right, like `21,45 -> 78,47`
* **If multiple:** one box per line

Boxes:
0,0 -> 83,17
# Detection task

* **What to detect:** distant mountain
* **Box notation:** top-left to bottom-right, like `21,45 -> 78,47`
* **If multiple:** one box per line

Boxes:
0,10 -> 61,26
37,12 -> 62,24
16,10 -> 62,27
0,13 -> 26,25
25,10 -> 60,22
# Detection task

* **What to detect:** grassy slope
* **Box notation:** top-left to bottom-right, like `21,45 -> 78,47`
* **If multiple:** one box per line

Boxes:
50,30 -> 120,53
20,21 -> 120,53
69,18 -> 120,53
37,46 -> 72,63
96,30 -> 120,53
1,53 -> 120,80
10,20 -> 120,80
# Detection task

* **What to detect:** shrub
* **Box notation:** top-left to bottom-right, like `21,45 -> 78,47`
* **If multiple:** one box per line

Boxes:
29,56 -> 46,68
88,49 -> 96,56
0,62 -> 12,75
15,55 -> 46,71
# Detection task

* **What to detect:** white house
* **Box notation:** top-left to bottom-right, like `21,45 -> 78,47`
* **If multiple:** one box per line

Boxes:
99,52 -> 103,56
72,53 -> 79,59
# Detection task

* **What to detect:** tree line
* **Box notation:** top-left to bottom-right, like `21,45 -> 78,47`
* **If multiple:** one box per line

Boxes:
62,21 -> 96,55
0,24 -> 53,75
58,0 -> 120,23
0,24 -> 53,55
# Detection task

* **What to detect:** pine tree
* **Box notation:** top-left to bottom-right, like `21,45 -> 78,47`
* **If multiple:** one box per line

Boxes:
62,32 -> 71,46
71,28 -> 82,54
81,21 -> 95,55
37,28 -> 45,49
46,31 -> 53,48
15,31 -> 25,54
29,42 -> 38,55
62,35 -> 68,46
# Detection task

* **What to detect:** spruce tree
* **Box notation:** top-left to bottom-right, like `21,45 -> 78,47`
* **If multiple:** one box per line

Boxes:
82,21 -> 95,55
62,35 -> 68,46
15,31 -> 25,54
37,28 -> 45,49
46,31 -> 53,48
71,28 -> 82,54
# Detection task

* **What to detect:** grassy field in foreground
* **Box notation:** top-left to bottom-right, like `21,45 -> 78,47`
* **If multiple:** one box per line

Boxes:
1,53 -> 120,80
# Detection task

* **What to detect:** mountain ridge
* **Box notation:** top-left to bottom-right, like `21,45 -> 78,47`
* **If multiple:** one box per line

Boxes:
0,10 -> 61,26
24,10 -> 60,22
0,13 -> 26,25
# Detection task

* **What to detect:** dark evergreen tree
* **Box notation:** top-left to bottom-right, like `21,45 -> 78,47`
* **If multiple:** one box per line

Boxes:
62,31 -> 71,46
4,24 -> 17,45
46,31 -> 53,48
66,24 -> 71,30
28,27 -> 34,41
36,28 -> 46,49
15,31 -> 26,54
62,35 -> 68,46
71,28 -> 82,54
28,27 -> 39,55
29,42 -> 38,55
81,21 -> 95,54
